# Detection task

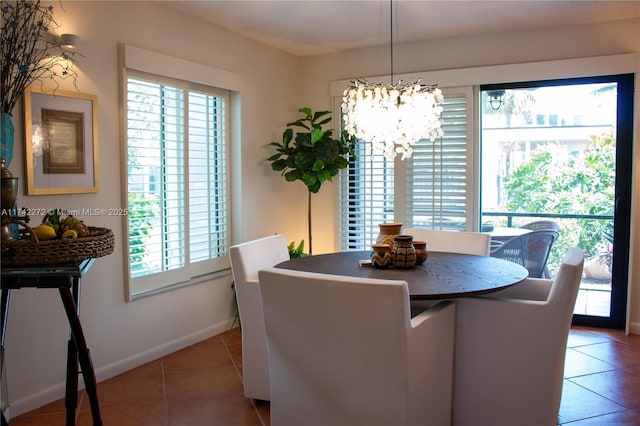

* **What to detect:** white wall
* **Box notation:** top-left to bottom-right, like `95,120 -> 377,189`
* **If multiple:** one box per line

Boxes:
4,1 -> 640,416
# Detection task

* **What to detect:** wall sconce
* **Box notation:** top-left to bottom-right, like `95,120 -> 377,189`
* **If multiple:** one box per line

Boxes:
487,90 -> 505,110
58,33 -> 80,49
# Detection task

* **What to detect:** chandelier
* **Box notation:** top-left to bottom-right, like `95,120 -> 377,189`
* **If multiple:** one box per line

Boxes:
340,1 -> 444,160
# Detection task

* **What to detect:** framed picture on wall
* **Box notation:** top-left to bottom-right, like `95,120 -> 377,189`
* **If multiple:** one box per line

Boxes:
24,86 -> 99,195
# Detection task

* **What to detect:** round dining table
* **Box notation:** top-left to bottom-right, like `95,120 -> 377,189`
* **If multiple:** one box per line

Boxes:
275,250 -> 529,300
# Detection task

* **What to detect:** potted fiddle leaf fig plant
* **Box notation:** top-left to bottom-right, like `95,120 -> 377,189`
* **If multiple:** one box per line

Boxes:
268,107 -> 355,254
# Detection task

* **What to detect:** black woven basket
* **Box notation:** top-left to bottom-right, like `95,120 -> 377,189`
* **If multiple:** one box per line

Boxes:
1,223 -> 114,266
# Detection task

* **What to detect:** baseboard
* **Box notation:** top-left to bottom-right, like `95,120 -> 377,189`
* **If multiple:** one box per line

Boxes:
7,318 -> 236,418
629,321 -> 640,335
93,318 -> 235,383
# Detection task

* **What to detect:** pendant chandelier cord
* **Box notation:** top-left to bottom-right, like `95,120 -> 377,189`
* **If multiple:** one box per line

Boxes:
341,0 -> 444,161
390,0 -> 394,85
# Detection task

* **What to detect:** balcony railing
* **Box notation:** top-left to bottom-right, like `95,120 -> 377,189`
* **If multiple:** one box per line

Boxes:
481,211 -> 614,228
482,211 -> 614,317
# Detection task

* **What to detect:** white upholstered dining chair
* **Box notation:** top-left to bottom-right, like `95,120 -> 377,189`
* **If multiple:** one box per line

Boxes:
403,228 -> 492,313
452,247 -> 584,426
259,267 -> 455,426
402,228 -> 491,256
229,235 -> 290,401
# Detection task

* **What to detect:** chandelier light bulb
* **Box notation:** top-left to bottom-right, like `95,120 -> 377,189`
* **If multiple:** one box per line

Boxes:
341,80 -> 444,160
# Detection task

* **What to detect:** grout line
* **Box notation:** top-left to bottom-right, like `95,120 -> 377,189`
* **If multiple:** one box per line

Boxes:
566,371 -> 629,406
222,331 -> 267,426
223,337 -> 242,382
75,390 -> 85,423
160,357 -> 169,426
558,408 -> 631,425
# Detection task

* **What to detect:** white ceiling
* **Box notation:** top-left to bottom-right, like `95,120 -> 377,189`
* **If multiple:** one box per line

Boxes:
159,0 -> 640,56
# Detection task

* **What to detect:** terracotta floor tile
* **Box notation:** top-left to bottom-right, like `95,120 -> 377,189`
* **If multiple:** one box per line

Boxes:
625,363 -> 640,375
574,341 -> 640,369
253,399 -> 271,426
165,366 -> 244,403
76,403 -> 167,426
86,369 -> 165,408
567,328 -> 613,348
558,379 -> 625,423
560,408 -> 640,425
227,342 -> 243,368
9,412 -> 68,426
163,340 -> 234,373
584,328 -> 640,349
10,391 -> 82,417
167,395 -> 261,426
10,327 -> 640,426
569,369 -> 640,409
611,333 -> 640,347
564,348 -> 616,378
124,359 -> 163,377
221,327 -> 242,346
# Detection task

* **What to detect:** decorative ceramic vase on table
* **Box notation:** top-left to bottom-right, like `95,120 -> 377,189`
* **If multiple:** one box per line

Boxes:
371,243 -> 392,269
413,241 -> 428,265
391,235 -> 416,269
376,222 -> 403,246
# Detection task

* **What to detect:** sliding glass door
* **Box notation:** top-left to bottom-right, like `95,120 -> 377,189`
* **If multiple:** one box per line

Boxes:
480,74 -> 634,329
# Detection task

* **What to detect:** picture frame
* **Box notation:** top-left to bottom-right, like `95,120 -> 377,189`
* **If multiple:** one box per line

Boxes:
24,86 -> 99,195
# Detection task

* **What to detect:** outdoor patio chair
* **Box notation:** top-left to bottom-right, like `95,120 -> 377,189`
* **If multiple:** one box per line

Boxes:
521,220 -> 561,233
490,230 -> 558,278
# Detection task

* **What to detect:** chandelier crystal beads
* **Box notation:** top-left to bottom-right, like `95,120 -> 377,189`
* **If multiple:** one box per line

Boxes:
341,79 -> 444,160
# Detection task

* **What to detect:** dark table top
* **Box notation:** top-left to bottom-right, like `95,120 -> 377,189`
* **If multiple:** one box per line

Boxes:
276,251 -> 528,300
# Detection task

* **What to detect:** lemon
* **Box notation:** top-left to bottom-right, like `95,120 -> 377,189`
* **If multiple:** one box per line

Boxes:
34,224 -> 57,240
62,229 -> 78,239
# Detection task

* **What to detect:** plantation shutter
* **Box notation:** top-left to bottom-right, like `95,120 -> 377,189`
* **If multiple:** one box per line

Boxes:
188,90 -> 229,275
126,74 -> 230,295
338,142 -> 395,250
127,77 -> 187,292
338,87 -> 473,250
404,90 -> 471,229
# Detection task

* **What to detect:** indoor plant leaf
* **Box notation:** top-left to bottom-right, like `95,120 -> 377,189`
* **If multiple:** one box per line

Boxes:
266,107 -> 357,254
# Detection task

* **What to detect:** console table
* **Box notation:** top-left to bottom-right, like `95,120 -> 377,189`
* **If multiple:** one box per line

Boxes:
1,259 -> 101,426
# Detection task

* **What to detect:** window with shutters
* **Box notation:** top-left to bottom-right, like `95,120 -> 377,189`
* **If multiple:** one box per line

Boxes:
125,71 -> 229,297
339,87 -> 474,250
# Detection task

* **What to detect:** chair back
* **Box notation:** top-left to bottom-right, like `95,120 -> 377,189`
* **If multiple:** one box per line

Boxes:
453,247 -> 584,425
490,229 -> 558,278
230,234 -> 289,284
402,228 -> 491,256
520,220 -> 561,233
229,234 -> 290,401
259,267 -> 454,426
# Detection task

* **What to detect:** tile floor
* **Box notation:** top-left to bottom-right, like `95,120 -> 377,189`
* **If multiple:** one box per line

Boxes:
9,326 -> 640,425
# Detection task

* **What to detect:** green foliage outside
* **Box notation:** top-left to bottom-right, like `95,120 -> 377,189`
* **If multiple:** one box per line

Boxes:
501,129 -> 615,273
128,192 -> 157,275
